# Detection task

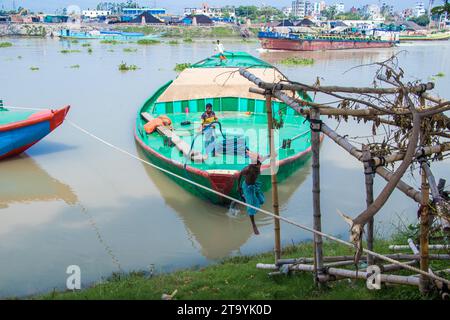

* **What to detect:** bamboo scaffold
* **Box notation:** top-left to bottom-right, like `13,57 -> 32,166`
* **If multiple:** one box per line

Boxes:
239,53 -> 450,297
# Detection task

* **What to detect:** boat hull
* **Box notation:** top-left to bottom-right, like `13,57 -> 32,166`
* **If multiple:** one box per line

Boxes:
0,106 -> 70,160
135,129 -> 315,205
259,37 -> 395,51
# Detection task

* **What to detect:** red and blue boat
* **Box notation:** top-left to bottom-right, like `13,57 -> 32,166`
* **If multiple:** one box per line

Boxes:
0,104 -> 70,160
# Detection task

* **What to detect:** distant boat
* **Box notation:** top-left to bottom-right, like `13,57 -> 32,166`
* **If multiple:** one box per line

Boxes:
400,32 -> 450,41
135,52 -> 314,205
58,29 -> 160,41
0,105 -> 70,160
258,30 -> 398,51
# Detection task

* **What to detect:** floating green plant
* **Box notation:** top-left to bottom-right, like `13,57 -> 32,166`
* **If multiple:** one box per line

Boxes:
168,40 -> 179,45
17,55 -> 22,59
279,57 -> 315,66
183,38 -> 194,43
70,64 -> 80,69
123,47 -> 137,52
0,42 -> 13,48
71,40 -> 79,44
87,48 -> 93,54
82,43 -> 91,47
137,39 -> 160,45
434,72 -> 445,77
60,49 -> 81,54
118,62 -> 139,71
100,40 -> 121,45
30,66 -> 39,71
174,63 -> 191,72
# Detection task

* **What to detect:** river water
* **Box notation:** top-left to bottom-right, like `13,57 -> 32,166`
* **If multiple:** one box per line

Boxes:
0,37 -> 449,297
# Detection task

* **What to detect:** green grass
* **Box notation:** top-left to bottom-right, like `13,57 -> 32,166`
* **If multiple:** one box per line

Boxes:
137,39 -> 161,45
174,63 -> 191,72
0,42 -> 13,48
60,49 -> 81,54
123,47 -> 137,53
34,223 -> 449,300
29,66 -> 39,71
280,57 -> 315,66
168,40 -> 179,45
118,62 -> 139,72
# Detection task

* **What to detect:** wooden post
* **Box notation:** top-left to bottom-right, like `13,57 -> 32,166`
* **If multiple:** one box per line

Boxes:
419,159 -> 431,293
310,108 -> 324,281
266,93 -> 281,261
362,146 -> 375,265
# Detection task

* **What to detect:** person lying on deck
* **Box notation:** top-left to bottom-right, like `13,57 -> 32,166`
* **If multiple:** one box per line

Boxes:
237,152 -> 270,235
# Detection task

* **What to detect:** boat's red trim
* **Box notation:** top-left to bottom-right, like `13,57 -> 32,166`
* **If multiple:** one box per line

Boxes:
0,106 -> 70,132
134,129 -> 323,189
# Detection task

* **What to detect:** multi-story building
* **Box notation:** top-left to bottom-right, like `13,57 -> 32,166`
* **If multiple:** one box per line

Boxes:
362,4 -> 381,19
292,0 -> 306,18
413,2 -> 426,17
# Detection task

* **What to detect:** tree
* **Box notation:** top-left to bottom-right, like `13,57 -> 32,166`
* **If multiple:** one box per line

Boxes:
410,14 -> 431,26
335,12 -> 362,20
322,6 -> 337,20
431,0 -> 450,16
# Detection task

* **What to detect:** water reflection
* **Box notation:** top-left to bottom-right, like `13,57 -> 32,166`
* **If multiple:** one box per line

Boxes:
136,145 -> 312,259
0,154 -> 77,209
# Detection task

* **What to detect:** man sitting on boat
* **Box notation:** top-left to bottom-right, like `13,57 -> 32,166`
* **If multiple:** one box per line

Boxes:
238,154 -> 269,235
201,103 -> 218,158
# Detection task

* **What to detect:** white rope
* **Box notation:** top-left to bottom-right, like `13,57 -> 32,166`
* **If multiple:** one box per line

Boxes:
66,119 -> 450,286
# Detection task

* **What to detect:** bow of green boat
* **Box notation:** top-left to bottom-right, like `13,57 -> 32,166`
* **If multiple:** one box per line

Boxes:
135,52 -> 314,204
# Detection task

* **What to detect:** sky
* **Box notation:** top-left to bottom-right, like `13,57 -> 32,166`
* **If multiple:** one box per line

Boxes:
0,1 -> 433,14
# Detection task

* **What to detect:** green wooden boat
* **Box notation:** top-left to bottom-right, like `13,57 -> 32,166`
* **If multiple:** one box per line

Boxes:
135,52 -> 314,205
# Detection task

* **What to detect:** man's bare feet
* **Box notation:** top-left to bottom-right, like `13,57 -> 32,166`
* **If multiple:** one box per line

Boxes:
253,226 -> 260,235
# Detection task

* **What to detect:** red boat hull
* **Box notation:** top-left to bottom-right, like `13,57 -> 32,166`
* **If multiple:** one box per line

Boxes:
260,38 -> 395,51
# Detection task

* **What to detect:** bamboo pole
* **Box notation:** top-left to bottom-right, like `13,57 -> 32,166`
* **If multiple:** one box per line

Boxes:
311,108 -> 324,282
419,160 -> 431,293
240,69 -> 434,95
320,122 -> 423,203
422,163 -> 450,232
256,263 -> 421,286
389,244 -> 450,251
363,146 -> 375,265
266,93 -> 281,261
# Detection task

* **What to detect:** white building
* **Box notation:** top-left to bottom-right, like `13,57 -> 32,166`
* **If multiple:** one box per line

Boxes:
82,10 -> 111,18
183,4 -> 234,18
413,2 -> 426,17
334,3 -> 345,14
292,0 -> 306,18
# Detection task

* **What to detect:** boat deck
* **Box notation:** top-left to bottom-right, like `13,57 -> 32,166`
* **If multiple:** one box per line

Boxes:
139,111 -> 311,171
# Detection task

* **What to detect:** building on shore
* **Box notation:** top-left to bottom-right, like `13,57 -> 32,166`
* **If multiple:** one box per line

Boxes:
122,8 -> 166,16
413,2 -> 426,17
81,10 -> 111,19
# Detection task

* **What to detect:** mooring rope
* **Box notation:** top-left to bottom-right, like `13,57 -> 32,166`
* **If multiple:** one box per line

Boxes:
66,119 -> 450,286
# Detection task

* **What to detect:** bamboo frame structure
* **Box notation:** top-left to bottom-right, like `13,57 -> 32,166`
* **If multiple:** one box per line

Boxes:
239,56 -> 450,296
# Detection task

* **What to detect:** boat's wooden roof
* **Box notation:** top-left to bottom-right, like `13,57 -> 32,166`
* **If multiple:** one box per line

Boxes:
156,67 -> 287,103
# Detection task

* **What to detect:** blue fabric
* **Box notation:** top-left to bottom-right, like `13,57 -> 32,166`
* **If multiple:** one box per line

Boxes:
241,181 -> 265,216
0,121 -> 50,157
203,126 -> 216,155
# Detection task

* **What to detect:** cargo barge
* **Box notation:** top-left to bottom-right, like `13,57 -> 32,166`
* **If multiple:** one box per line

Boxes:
258,31 -> 398,51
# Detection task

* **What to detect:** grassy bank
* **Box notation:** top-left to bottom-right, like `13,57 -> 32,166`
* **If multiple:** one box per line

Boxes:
36,228 -> 448,300
116,25 -> 245,39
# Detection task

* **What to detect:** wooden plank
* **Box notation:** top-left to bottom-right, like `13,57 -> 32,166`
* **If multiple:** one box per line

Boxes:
141,112 -> 205,162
